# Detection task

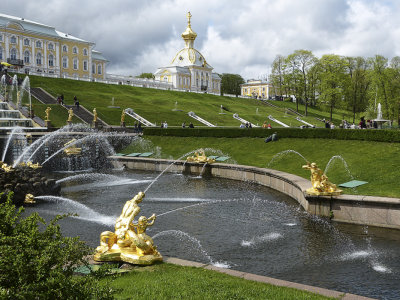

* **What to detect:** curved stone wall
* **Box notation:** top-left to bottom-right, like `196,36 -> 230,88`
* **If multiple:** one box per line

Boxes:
113,156 -> 400,230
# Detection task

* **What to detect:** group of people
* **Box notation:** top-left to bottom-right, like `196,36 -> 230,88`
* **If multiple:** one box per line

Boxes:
133,122 -> 143,133
56,94 -> 79,110
239,122 -> 252,128
324,117 -> 380,129
182,122 -> 194,128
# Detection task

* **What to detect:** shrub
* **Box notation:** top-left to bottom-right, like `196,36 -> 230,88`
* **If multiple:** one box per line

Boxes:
143,127 -> 400,143
0,192 -> 114,300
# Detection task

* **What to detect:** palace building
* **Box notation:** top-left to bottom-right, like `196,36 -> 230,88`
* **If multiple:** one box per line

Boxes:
240,79 -> 272,99
154,12 -> 221,94
0,13 -> 107,80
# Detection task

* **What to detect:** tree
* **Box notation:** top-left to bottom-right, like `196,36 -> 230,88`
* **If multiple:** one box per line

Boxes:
286,50 -> 317,115
220,73 -> 245,96
344,56 -> 371,123
369,55 -> 390,119
270,55 -> 286,98
0,193 -> 113,299
318,54 -> 349,121
137,73 -> 155,79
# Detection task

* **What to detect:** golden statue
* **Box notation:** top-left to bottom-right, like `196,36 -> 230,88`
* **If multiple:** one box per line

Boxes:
63,139 -> 82,156
302,162 -> 342,196
186,149 -> 215,164
67,108 -> 74,122
93,108 -> 98,122
24,194 -> 35,204
45,107 -> 51,121
121,110 -> 126,123
26,161 -> 42,169
16,91 -> 21,106
0,162 -> 13,172
94,191 -> 162,265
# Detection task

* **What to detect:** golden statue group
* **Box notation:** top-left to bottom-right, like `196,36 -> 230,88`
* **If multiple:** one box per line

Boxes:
186,149 -> 215,164
94,192 -> 162,265
302,162 -> 342,196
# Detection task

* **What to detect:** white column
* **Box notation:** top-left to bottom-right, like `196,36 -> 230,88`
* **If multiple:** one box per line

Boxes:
43,40 -> 47,70
5,34 -> 9,60
55,42 -> 60,76
19,36 -> 22,60
32,40 -> 36,67
88,45 -> 93,80
266,84 -> 269,99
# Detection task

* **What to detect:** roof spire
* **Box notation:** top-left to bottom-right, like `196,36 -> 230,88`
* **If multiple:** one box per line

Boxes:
182,11 -> 197,48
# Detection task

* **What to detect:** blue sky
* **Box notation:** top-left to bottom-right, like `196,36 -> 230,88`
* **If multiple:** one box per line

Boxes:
3,0 -> 400,79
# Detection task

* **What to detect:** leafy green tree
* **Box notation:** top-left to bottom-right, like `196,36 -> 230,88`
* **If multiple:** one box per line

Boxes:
137,73 -> 155,79
286,50 -> 317,115
369,55 -> 390,119
0,192 -> 113,300
220,73 -> 245,96
344,56 -> 371,123
270,55 -> 286,98
318,54 -> 349,121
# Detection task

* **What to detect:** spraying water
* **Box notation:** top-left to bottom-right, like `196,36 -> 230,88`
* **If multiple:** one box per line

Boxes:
267,150 -> 308,167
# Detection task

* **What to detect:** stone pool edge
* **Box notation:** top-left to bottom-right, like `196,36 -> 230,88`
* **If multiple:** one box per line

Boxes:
111,156 -> 400,230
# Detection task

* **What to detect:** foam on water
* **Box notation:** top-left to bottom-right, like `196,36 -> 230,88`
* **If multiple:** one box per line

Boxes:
372,263 -> 392,274
241,232 -> 283,247
212,262 -> 231,269
284,223 -> 297,226
148,197 -> 216,203
340,250 -> 374,261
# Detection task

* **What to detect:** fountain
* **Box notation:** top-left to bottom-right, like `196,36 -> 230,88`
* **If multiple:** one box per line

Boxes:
373,103 -> 390,129
186,149 -> 215,164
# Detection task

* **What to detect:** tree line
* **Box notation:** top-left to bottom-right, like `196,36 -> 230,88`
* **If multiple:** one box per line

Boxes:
270,50 -> 400,124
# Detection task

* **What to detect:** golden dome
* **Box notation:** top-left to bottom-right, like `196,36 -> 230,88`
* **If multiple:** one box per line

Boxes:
181,12 -> 197,48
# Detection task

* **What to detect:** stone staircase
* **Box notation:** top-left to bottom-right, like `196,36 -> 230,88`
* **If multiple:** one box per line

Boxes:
31,87 -> 108,127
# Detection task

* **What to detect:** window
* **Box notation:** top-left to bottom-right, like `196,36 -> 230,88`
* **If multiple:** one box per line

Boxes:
97,64 -> 102,75
62,45 -> 67,52
36,53 -> 42,65
24,51 -> 30,64
73,58 -> 78,70
24,38 -> 30,46
92,63 -> 96,74
0,47 -> 3,60
83,48 -> 88,56
10,49 -> 17,60
10,36 -> 16,44
48,54 -> 54,67
62,57 -> 68,68
36,41 -> 42,48
83,60 -> 88,71
196,78 -> 199,87
263,87 -> 265,91
179,77 -> 182,85
48,43 -> 54,50
163,76 -> 167,82
72,46 -> 78,54
0,35 -> 2,42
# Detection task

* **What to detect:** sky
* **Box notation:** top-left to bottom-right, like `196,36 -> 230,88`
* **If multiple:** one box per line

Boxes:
3,0 -> 400,79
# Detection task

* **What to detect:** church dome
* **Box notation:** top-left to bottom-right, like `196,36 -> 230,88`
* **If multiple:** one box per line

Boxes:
171,48 -> 211,68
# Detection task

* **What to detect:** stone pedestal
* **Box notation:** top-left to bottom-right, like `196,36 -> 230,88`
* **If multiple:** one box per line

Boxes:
120,121 -> 126,128
45,120 -> 52,128
67,121 -> 72,125
92,121 -> 100,129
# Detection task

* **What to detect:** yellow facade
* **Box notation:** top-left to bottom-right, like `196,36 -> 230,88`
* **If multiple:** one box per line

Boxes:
240,80 -> 271,99
0,13 -> 107,80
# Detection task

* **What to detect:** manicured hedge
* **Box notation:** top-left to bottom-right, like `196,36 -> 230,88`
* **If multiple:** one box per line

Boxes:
143,127 -> 400,143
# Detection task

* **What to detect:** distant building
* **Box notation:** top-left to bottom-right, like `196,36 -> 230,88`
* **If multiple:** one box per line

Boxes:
0,13 -> 107,80
240,79 -> 272,99
154,12 -> 221,94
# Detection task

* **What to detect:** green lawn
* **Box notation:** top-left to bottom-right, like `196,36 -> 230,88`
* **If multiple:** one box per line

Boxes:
123,136 -> 400,198
102,263 -> 335,300
27,75 -> 351,128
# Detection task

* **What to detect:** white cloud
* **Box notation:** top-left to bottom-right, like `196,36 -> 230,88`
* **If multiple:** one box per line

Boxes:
3,0 -> 400,79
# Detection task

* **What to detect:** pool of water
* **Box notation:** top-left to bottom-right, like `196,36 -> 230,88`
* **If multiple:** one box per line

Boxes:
25,170 -> 400,300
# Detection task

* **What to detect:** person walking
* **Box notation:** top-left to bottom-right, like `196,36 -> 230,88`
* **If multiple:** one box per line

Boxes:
74,96 -> 79,110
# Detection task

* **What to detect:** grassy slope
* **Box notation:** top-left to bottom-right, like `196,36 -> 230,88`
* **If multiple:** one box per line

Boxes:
28,75 -> 350,128
124,136 -> 400,198
103,263 -> 334,300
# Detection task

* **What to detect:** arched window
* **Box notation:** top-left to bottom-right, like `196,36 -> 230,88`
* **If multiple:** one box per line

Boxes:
36,53 -> 42,65
0,47 -> 3,60
163,76 -> 167,82
97,64 -> 102,75
10,36 -> 16,44
92,63 -> 96,74
83,60 -> 88,71
36,40 -> 42,48
24,38 -> 30,46
62,57 -> 68,68
48,43 -> 54,50
196,78 -> 199,87
24,50 -> 30,64
179,77 -> 182,86
72,46 -> 78,54
83,48 -> 88,56
10,48 -> 17,60
62,45 -> 67,52
73,58 -> 78,70
48,54 -> 54,67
